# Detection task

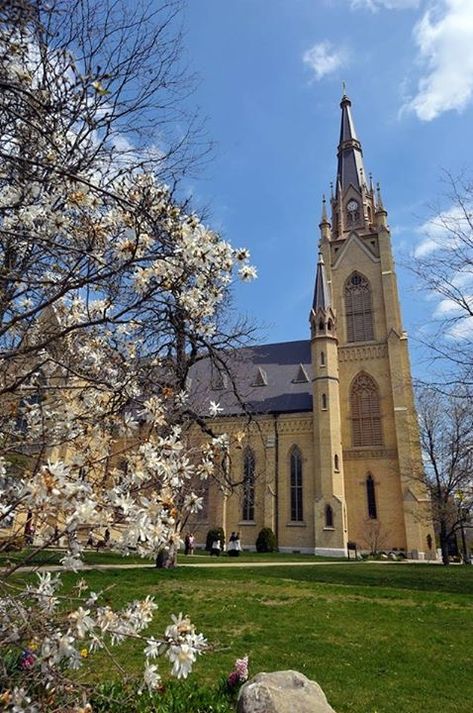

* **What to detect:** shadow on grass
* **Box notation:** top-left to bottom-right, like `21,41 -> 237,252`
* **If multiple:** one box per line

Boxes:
152,562 -> 473,597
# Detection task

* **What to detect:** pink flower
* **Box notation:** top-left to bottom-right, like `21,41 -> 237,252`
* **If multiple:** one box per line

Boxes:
227,654 -> 249,688
227,670 -> 240,687
19,650 -> 36,670
234,655 -> 248,682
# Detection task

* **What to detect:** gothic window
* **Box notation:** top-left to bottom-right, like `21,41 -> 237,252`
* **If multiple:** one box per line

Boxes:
325,505 -> 334,528
290,447 -> 303,522
242,447 -> 255,521
366,474 -> 377,519
350,373 -> 383,447
320,351 -> 325,366
344,272 -> 374,343
334,454 -> 339,471
322,393 -> 327,410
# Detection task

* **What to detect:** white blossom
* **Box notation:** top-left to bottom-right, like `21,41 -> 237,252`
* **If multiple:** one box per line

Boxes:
209,400 -> 224,416
166,643 -> 197,679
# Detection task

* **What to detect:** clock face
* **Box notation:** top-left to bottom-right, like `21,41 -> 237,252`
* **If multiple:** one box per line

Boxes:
347,200 -> 358,213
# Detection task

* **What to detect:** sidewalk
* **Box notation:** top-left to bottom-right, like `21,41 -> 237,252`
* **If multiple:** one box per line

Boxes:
2,557 -> 441,575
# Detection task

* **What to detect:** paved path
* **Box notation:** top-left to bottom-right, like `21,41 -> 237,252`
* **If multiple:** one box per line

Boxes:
2,558 -> 441,575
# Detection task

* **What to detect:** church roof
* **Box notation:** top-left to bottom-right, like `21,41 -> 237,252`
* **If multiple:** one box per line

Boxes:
188,339 -> 313,416
336,93 -> 365,194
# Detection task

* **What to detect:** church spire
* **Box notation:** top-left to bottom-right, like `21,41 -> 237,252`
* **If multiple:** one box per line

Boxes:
312,252 -> 330,311
330,92 -> 377,239
336,92 -> 366,195
319,195 -> 331,241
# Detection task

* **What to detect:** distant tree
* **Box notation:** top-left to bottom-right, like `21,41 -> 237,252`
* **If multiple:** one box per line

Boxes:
410,172 -> 473,391
416,387 -> 473,565
361,519 -> 390,556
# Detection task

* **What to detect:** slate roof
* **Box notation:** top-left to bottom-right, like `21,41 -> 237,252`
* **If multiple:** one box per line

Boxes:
188,339 -> 313,416
312,253 -> 331,311
336,94 -> 365,193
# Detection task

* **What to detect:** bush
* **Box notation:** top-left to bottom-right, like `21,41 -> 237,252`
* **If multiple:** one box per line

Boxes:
206,527 -> 225,552
256,527 -> 277,553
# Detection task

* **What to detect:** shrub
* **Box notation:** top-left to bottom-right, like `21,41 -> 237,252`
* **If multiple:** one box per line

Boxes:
256,527 -> 277,553
206,527 -> 225,552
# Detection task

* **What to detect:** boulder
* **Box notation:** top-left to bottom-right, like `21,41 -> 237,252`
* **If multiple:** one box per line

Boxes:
237,670 -> 337,713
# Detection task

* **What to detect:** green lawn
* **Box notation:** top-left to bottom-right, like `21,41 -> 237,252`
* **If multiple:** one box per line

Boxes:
0,548 -> 148,567
0,547 -> 341,568
17,562 -> 471,713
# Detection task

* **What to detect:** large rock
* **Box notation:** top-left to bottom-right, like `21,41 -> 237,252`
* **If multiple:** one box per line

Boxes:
237,670 -> 337,713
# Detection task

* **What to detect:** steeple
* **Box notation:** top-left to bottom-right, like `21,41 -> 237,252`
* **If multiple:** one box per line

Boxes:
329,93 -> 378,240
312,252 -> 330,311
375,181 -> 388,229
319,195 -> 331,241
336,92 -> 366,195
310,251 -> 337,340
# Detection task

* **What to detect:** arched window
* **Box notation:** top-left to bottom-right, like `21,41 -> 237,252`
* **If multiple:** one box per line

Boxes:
350,373 -> 383,447
320,351 -> 325,366
325,505 -> 334,528
290,447 -> 303,522
334,454 -> 339,471
366,474 -> 377,519
344,272 -> 374,343
242,448 -> 255,521
322,393 -> 327,410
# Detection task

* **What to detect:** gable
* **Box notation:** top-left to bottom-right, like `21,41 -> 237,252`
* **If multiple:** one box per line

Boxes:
332,232 -> 380,271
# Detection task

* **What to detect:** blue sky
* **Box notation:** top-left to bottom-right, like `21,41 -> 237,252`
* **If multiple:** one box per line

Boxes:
179,0 -> 473,377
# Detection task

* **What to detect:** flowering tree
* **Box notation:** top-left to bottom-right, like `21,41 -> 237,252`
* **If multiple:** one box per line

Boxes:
0,0 -> 256,708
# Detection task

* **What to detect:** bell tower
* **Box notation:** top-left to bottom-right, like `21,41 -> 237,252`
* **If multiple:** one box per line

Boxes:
310,251 -> 347,556
310,92 -> 434,559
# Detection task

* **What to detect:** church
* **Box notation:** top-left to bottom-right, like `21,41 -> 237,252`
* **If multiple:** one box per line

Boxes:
188,93 -> 435,559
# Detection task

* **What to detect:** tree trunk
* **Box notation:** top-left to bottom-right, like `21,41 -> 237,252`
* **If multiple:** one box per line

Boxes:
155,541 -> 178,569
439,520 -> 450,566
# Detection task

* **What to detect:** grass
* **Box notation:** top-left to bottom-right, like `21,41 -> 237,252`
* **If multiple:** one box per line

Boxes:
13,561 -> 472,713
0,547 -> 341,568
0,548 -> 148,567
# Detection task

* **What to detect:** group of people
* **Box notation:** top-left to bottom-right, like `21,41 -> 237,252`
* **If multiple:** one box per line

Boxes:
210,531 -> 242,557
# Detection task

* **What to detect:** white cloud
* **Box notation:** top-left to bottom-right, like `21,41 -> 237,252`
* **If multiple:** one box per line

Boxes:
415,203 -> 473,339
404,0 -> 473,121
350,0 -> 419,10
447,316 -> 473,340
414,205 -> 469,257
303,41 -> 347,81
434,298 -> 464,317
429,293 -> 473,341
